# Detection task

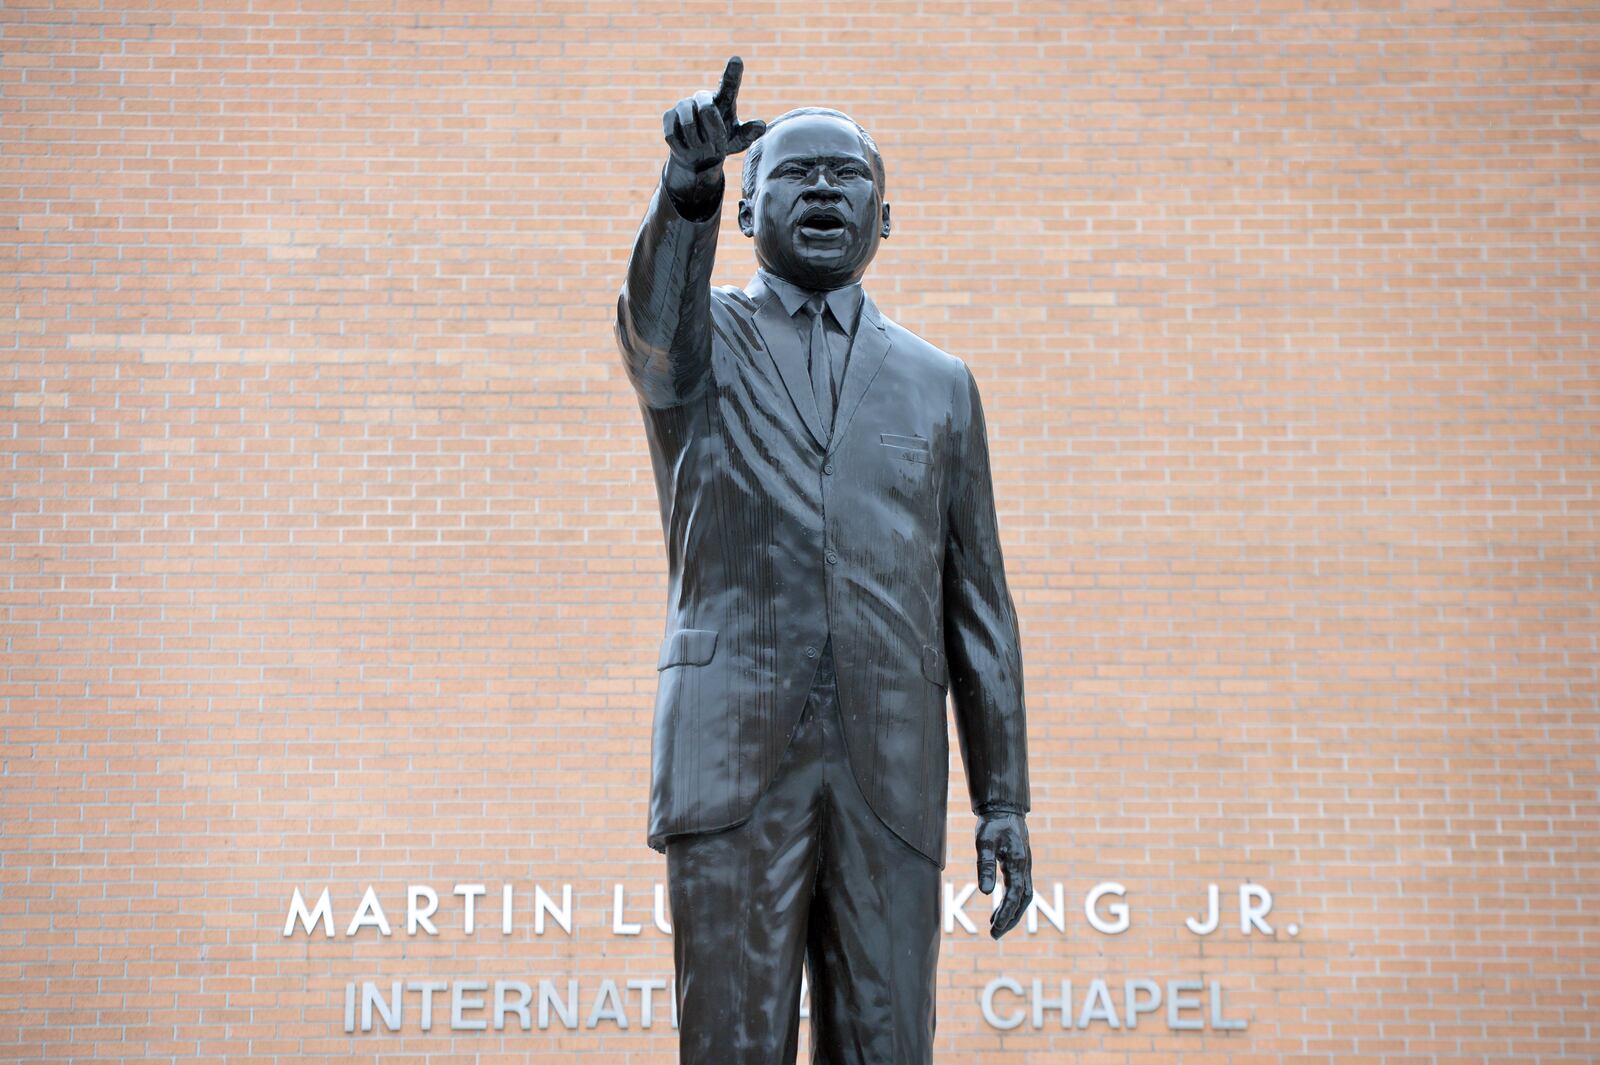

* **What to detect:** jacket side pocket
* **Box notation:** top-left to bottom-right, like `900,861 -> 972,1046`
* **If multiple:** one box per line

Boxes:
657,628 -> 719,669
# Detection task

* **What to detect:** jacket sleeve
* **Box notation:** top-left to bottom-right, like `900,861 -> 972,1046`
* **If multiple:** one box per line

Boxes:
613,166 -> 723,409
942,361 -> 1031,817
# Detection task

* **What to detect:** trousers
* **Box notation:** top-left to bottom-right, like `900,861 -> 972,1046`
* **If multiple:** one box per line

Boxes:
666,637 -> 943,1064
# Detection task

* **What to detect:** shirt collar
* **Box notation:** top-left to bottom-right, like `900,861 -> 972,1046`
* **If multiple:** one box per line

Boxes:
757,269 -> 865,333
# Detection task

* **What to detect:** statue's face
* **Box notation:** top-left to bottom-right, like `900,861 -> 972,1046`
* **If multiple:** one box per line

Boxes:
739,115 -> 890,291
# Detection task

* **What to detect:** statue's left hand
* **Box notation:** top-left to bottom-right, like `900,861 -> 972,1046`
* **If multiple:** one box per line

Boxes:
976,812 -> 1033,939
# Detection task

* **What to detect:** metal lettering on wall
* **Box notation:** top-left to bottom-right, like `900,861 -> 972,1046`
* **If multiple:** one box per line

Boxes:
282,880 -> 1292,1034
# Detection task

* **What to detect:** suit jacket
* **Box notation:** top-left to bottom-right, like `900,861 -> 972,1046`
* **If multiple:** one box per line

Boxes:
614,179 -> 1029,868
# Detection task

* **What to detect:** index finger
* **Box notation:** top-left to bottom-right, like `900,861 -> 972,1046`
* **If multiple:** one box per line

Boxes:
712,56 -> 744,112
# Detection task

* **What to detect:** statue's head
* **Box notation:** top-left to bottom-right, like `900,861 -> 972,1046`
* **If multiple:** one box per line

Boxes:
739,108 -> 890,291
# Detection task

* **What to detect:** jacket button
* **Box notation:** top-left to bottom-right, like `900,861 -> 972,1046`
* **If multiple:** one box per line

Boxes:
904,451 -> 916,461
823,462 -> 834,475
825,551 -> 838,565
805,645 -> 818,659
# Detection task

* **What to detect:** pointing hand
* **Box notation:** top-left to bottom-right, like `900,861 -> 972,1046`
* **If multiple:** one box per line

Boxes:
663,56 -> 768,172
662,57 -> 767,217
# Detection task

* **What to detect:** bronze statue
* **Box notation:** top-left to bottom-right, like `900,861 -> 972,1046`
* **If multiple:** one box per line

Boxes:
614,56 -> 1033,1063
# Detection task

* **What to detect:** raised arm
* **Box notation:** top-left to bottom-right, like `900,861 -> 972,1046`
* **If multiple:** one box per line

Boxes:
614,57 -> 766,408
942,360 -> 1033,938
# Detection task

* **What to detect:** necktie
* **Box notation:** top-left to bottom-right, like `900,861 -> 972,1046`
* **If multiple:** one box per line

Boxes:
804,294 -> 834,439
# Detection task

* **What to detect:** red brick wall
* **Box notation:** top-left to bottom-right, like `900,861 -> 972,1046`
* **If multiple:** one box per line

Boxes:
3,2 -> 1595,1062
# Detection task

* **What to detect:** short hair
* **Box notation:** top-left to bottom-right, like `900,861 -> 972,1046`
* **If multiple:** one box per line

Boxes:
740,107 -> 886,202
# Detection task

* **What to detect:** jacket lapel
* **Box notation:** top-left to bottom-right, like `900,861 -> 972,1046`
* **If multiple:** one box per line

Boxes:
827,294 -> 892,452
746,277 -> 829,451
742,276 -> 895,455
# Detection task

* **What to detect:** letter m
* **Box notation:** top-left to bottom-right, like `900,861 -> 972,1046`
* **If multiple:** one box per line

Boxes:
284,887 -> 336,937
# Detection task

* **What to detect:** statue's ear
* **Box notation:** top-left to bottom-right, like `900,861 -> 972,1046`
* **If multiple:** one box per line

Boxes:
880,202 -> 892,239
738,199 -> 755,238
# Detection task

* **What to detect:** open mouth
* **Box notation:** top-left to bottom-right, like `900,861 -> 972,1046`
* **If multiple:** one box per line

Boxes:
796,208 -> 848,239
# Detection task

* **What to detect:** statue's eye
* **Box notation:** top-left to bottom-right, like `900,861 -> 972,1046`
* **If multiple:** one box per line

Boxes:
839,166 -> 865,178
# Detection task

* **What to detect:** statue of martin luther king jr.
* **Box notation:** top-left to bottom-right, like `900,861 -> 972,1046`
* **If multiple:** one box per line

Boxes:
614,56 -> 1034,1064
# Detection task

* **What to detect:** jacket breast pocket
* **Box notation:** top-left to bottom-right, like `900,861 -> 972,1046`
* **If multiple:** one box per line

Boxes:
880,432 -> 933,465
657,628 -> 718,669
